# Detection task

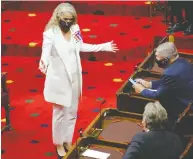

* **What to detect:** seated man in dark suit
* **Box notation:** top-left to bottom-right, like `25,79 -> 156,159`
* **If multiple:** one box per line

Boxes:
133,42 -> 193,120
123,102 -> 183,159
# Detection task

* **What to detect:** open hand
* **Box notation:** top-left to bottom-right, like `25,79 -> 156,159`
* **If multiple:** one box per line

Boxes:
110,40 -> 119,53
39,60 -> 47,74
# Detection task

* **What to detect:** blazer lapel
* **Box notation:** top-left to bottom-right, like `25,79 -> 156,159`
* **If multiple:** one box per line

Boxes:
71,26 -> 83,95
70,25 -> 82,72
54,27 -> 72,83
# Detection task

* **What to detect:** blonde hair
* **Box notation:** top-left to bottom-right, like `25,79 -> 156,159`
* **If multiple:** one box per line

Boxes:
44,3 -> 77,31
143,101 -> 168,129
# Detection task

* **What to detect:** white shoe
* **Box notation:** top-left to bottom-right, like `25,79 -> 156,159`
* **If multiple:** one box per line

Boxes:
56,145 -> 66,157
63,142 -> 72,152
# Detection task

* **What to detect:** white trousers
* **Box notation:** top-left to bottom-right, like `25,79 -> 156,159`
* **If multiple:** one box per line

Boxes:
52,72 -> 80,145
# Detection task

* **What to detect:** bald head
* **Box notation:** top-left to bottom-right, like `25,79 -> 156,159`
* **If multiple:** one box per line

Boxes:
156,42 -> 178,59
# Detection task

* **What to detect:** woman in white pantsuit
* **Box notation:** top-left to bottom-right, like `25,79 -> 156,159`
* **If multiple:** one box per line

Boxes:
39,3 -> 118,158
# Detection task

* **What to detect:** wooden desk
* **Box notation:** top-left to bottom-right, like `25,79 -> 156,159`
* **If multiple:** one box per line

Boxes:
64,137 -> 128,159
117,70 -> 159,114
83,108 -> 142,144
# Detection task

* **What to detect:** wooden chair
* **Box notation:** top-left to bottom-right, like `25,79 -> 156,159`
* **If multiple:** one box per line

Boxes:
1,72 -> 11,131
172,102 -> 193,134
180,136 -> 193,159
177,103 -> 193,124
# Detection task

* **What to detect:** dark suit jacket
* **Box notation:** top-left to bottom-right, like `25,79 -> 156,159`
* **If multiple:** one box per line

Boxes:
141,58 -> 193,118
122,130 -> 183,159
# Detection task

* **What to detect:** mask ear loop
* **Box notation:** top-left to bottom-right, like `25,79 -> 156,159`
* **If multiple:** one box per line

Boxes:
56,13 -> 61,25
162,57 -> 169,65
165,52 -> 177,62
165,57 -> 169,61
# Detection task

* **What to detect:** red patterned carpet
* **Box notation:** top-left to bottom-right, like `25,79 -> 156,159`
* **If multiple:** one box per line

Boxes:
2,56 -> 142,159
1,1 -> 193,159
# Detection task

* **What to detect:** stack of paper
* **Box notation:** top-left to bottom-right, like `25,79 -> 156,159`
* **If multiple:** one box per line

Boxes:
82,149 -> 111,159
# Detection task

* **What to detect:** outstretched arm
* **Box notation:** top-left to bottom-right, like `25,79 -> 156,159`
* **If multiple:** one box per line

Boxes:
80,41 -> 119,52
71,24 -> 118,53
141,75 -> 175,99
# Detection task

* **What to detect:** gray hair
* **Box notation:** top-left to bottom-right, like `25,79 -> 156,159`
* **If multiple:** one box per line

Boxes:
156,42 -> 178,58
44,3 -> 77,31
143,101 -> 168,130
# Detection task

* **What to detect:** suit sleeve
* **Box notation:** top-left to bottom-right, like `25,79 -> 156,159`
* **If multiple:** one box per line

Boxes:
71,24 -> 113,52
151,79 -> 162,89
39,31 -> 53,74
80,42 -> 113,52
141,75 -> 176,99
122,133 -> 143,159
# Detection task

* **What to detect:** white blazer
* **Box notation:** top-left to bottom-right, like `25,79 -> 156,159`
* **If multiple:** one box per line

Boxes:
39,24 -> 112,107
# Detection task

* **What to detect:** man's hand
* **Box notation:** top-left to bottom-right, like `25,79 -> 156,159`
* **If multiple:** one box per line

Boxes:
133,83 -> 145,94
135,78 -> 151,88
137,122 -> 149,132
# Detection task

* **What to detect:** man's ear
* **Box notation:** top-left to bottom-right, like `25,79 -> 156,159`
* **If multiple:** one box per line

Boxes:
142,120 -> 146,128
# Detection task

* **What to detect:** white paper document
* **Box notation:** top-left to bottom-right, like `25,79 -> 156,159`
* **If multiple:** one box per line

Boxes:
82,149 -> 110,159
129,78 -> 136,85
146,89 -> 157,92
